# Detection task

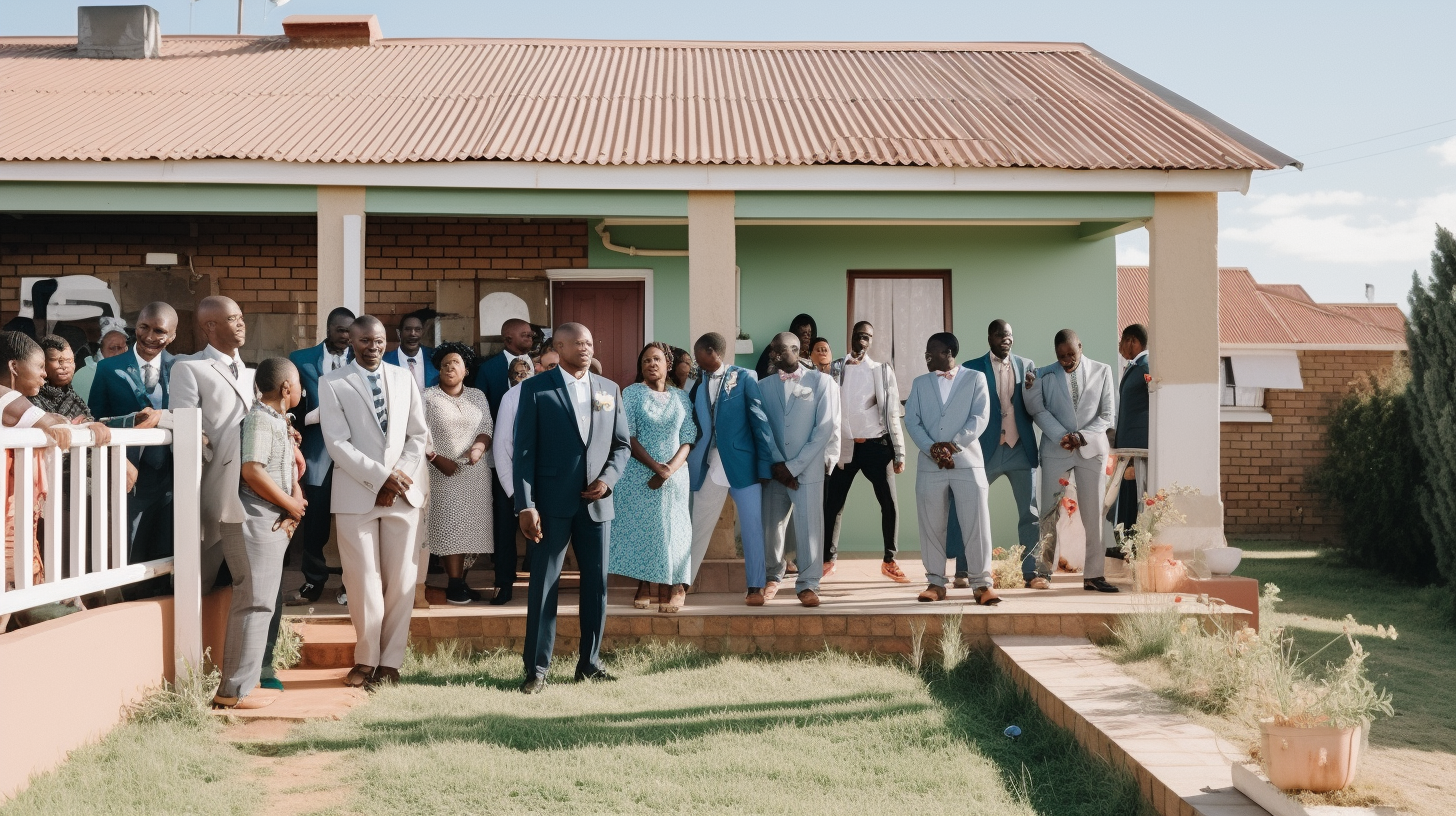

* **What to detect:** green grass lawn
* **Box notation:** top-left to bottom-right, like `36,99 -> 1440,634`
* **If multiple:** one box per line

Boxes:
3,643 -> 1152,816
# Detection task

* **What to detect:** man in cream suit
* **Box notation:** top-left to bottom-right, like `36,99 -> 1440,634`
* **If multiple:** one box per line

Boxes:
319,315 -> 431,688
1024,328 -> 1120,593
759,332 -> 840,608
903,332 -> 999,605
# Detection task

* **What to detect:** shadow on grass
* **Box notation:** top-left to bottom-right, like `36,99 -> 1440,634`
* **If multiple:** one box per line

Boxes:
924,650 -> 1156,816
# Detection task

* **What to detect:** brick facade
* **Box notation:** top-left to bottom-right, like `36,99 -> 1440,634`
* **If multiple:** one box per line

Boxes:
1221,349 -> 1403,542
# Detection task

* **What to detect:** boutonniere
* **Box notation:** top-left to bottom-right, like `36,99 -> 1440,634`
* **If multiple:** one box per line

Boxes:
724,369 -> 739,393
592,391 -> 615,412
793,384 -> 813,400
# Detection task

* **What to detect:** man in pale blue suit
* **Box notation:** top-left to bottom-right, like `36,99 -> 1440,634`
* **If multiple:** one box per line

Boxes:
947,320 -> 1044,587
759,332 -> 840,607
904,332 -> 1000,605
1024,328 -> 1120,593
687,332 -> 782,606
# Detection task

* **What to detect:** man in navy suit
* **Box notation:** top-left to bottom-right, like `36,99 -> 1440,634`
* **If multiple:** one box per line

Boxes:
476,317 -> 536,604
288,306 -> 354,603
88,301 -> 177,575
947,320 -> 1044,587
1112,323 -> 1150,534
513,323 -> 631,693
686,332 -> 782,605
382,310 -> 437,391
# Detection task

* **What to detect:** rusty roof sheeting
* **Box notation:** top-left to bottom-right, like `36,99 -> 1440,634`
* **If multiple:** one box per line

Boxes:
0,37 -> 1290,168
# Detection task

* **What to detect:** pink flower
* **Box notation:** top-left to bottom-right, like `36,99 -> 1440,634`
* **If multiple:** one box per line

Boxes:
1174,596 -> 1183,603
1058,477 -> 1070,487
1144,373 -> 1152,383
1145,498 -> 1156,507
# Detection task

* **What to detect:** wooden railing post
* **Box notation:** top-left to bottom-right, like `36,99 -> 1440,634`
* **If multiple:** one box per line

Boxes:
171,407 -> 204,675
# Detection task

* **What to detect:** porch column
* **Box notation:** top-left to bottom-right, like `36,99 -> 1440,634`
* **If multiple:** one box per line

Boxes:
316,186 -> 366,340
1146,192 -> 1224,552
687,190 -> 737,346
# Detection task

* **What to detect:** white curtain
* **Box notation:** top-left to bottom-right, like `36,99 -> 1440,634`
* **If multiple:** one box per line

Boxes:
854,276 -> 946,395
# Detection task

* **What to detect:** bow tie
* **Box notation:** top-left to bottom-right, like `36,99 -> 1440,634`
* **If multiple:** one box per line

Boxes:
845,355 -> 862,366
936,370 -> 956,380
779,370 -> 803,382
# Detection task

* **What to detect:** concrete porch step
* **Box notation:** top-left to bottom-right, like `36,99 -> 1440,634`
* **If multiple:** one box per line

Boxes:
210,667 -> 367,721
606,559 -> 746,594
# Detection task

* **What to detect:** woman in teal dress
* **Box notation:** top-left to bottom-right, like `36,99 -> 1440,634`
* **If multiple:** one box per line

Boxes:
609,342 -> 698,613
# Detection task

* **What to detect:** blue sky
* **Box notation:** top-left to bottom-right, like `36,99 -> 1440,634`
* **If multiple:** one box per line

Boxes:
5,0 -> 1454,307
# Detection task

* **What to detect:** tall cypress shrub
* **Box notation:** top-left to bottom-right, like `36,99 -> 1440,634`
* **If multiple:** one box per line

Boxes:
1407,226 -> 1456,596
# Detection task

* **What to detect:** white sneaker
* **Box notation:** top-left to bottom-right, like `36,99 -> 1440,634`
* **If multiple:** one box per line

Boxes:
337,590 -> 348,606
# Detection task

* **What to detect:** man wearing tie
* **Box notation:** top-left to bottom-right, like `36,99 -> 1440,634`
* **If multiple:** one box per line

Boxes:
514,323 -> 631,693
319,315 -> 431,688
383,310 -> 437,391
476,317 -> 537,605
1024,329 -> 1119,593
1112,324 -> 1150,534
686,332 -> 781,606
903,332 -> 998,605
759,332 -> 840,608
288,306 -> 354,604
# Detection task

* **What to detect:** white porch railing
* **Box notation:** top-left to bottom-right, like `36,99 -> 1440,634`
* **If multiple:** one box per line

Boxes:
0,407 -> 203,672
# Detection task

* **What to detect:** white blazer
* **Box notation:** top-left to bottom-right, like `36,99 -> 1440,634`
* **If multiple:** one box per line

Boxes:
169,348 -> 255,546
319,361 -> 430,515
1024,357 -> 1116,461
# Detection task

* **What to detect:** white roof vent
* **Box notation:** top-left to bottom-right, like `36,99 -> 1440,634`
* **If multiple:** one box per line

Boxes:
77,6 -> 160,60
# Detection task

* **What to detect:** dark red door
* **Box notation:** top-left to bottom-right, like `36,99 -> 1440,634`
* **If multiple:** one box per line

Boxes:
551,279 -> 645,388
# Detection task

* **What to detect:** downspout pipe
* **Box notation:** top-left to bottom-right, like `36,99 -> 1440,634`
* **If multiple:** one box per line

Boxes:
594,221 -> 689,257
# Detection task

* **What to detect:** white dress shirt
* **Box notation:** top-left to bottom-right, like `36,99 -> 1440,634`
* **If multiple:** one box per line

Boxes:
326,347 -> 348,373
134,347 -> 164,409
935,366 -> 958,403
400,348 -> 426,391
840,359 -> 886,439
493,382 -> 523,496
702,365 -> 730,488
560,366 -> 592,441
991,354 -> 1019,448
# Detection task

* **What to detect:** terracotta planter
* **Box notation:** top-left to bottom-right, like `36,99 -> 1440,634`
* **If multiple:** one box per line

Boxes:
1136,544 -> 1186,592
1260,720 -> 1362,792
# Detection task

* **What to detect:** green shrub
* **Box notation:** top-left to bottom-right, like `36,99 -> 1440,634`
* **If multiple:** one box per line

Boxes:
1308,364 -> 1437,584
1408,226 -> 1456,607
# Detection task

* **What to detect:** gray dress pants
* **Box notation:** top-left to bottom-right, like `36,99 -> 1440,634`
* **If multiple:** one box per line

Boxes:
217,493 -> 289,700
762,480 -> 824,593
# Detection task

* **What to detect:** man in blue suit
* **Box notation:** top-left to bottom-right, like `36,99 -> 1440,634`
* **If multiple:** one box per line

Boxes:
514,323 -> 631,693
88,301 -> 177,582
947,320 -> 1044,587
476,317 -> 536,604
382,310 -> 437,391
686,332 -> 782,606
287,306 -> 354,603
1112,323 -> 1150,533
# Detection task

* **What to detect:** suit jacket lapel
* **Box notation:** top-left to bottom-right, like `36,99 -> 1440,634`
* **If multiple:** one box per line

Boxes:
765,373 -> 787,424
384,365 -> 407,454
210,357 -> 252,406
346,367 -> 384,440
117,361 -> 149,406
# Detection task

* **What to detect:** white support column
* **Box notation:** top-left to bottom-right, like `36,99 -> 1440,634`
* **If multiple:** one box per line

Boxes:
171,407 -> 204,676
1146,192 -> 1224,552
687,191 -> 737,347
317,186 -> 367,340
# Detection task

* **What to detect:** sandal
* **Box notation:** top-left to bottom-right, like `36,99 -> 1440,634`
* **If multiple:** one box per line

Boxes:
657,582 -> 674,613
344,664 -> 375,688
633,581 -> 654,610
660,584 -> 685,614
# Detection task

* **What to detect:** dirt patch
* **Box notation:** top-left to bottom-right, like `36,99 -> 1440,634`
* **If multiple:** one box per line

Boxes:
224,722 -> 354,816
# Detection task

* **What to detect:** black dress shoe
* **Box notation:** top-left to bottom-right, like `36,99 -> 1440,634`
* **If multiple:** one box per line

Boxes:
295,582 -> 324,603
490,586 -> 514,606
520,675 -> 548,694
1083,577 -> 1121,593
574,666 -> 616,683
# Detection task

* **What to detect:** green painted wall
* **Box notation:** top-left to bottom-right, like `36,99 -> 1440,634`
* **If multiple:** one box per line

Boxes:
0,182 -> 317,213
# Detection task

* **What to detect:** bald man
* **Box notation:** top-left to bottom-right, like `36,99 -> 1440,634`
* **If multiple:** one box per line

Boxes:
475,317 -> 536,603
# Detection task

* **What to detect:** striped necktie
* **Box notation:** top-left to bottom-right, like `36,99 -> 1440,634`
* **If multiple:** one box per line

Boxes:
1069,367 -> 1081,410
367,370 -> 388,434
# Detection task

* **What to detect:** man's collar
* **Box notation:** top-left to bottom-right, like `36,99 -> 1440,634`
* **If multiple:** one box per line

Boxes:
559,365 -> 588,383
354,359 -> 382,374
400,346 -> 421,360
133,347 -> 158,368
203,344 -> 241,365
1132,350 -> 1148,364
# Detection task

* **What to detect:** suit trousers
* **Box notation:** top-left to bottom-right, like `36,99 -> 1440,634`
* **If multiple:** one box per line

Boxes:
1040,454 -> 1107,580
918,468 -> 991,589
294,469 -> 334,587
763,480 -> 824,593
948,445 -> 1040,579
491,472 -> 518,588
217,493 -> 288,700
127,467 -> 174,564
823,436 -> 898,563
201,523 -> 284,677
523,507 -> 609,678
689,479 -> 765,590
336,502 -> 422,668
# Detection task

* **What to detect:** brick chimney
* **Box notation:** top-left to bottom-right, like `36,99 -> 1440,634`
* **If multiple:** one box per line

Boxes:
281,15 -> 381,48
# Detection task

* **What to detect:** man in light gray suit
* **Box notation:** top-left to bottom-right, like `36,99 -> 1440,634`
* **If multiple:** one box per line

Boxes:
319,315 -> 431,688
1024,328 -> 1120,593
904,332 -> 999,605
759,332 -> 840,607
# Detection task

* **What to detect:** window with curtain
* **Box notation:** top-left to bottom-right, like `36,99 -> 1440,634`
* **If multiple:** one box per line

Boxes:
1220,356 -> 1266,408
848,272 -> 952,397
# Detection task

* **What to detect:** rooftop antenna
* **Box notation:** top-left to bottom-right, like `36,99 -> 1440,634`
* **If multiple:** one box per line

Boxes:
237,0 -> 243,35
1365,284 -> 1375,303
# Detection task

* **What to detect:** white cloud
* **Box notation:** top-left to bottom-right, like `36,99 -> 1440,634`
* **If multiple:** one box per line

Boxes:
1431,137 -> 1456,166
1224,191 -> 1456,265
1115,228 -> 1149,266
1245,190 -> 1369,217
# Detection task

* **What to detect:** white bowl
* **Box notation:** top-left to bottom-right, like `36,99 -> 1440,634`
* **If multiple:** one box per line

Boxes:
1203,546 -> 1243,576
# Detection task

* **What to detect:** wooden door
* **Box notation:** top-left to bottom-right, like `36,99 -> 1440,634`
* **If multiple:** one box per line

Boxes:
550,279 -> 645,388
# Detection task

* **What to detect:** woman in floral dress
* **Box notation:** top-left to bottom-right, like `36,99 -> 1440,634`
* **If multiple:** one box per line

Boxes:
608,342 -> 698,613
423,342 -> 494,605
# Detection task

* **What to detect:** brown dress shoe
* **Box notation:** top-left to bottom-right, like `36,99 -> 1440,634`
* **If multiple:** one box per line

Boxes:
367,666 -> 401,690
763,580 -> 781,601
1027,576 -> 1052,590
917,584 -> 947,602
974,586 -> 1003,606
212,688 -> 280,710
344,664 -> 375,688
745,588 -> 765,606
798,589 -> 820,607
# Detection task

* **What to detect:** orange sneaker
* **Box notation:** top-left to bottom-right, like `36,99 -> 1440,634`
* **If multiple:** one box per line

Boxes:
763,581 -> 781,601
881,561 -> 910,583
822,560 -> 838,578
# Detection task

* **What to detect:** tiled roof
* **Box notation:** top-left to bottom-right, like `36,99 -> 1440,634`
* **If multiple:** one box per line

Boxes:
1117,266 -> 1407,348
0,36 -> 1293,168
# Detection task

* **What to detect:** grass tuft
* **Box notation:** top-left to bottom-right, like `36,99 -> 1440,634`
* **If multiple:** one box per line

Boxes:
269,617 -> 302,673
939,613 -> 966,671
123,653 -> 220,730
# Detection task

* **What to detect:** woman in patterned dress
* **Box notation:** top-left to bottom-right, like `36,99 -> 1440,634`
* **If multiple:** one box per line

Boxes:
608,342 -> 698,613
423,342 -> 494,605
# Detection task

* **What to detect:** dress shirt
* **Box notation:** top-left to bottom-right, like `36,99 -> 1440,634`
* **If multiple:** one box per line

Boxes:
355,361 -> 390,434
326,348 -> 348,373
401,347 -> 426,391
702,365 -> 730,488
991,354 -> 1019,448
560,366 -> 592,441
840,359 -> 885,439
1125,350 -> 1148,373
935,366 -> 958,403
492,382 -> 523,497
135,348 -> 165,409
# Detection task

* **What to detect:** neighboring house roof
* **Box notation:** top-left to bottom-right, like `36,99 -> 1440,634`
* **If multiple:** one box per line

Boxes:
1117,266 -> 1407,349
0,36 -> 1295,168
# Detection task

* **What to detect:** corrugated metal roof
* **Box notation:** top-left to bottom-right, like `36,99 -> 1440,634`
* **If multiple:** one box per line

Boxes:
0,36 -> 1290,168
1118,266 -> 1407,348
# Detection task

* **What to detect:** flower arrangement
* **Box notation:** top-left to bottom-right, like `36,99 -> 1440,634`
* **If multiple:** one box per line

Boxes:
1117,482 -> 1200,592
592,391 -> 615,412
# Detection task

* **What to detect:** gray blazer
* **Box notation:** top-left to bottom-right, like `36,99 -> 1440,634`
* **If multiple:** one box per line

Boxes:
903,368 -> 991,474
1025,357 -> 1116,462
318,361 -> 430,515
169,349 -> 256,545
758,369 -> 840,485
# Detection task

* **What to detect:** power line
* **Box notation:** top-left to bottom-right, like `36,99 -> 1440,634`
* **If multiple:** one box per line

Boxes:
1258,132 -> 1456,180
1295,116 -> 1456,158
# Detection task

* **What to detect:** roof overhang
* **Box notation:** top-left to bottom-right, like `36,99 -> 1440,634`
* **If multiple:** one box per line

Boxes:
1220,343 -> 1408,352
0,160 -> 1254,194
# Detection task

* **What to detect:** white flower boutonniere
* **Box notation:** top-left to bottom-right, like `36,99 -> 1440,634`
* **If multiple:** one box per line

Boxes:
724,369 -> 739,393
793,384 -> 813,400
592,391 -> 615,412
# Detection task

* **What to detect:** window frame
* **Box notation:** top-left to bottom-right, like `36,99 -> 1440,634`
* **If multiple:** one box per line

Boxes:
845,269 -> 953,344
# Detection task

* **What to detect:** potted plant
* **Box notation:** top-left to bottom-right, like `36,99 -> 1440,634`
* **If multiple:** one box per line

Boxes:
1117,483 -> 1198,592
734,332 -> 754,356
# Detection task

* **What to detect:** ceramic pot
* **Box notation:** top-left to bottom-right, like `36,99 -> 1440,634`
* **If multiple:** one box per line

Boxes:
734,338 -> 754,355
1204,546 -> 1243,575
1136,543 -> 1186,592
1260,720 -> 1362,792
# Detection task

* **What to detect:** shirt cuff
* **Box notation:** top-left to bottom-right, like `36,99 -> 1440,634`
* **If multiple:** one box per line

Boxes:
305,407 -> 320,426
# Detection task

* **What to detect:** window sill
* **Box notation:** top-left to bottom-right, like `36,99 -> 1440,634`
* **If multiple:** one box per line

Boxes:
1220,407 -> 1273,424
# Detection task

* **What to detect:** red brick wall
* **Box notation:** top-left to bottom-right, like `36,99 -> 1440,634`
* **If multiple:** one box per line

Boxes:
1221,349 -> 1403,542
